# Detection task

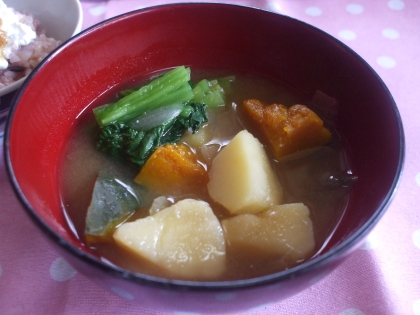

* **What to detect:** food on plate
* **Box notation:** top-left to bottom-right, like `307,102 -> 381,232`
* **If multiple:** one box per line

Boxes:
0,0 -> 61,89
60,67 -> 357,280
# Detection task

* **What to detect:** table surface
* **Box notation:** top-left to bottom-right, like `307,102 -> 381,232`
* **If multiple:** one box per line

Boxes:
1,1 -> 420,314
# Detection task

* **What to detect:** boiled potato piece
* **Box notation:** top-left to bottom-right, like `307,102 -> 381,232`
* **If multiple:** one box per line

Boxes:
181,123 -> 213,148
222,203 -> 315,262
113,199 -> 226,280
207,129 -> 282,214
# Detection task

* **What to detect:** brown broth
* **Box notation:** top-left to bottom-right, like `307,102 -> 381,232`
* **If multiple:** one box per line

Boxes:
60,69 -> 353,280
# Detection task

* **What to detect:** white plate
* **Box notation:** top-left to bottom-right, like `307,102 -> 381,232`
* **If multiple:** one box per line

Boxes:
0,0 -> 83,96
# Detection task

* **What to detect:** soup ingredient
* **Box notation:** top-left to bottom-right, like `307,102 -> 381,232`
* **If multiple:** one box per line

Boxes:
222,203 -> 315,262
277,146 -> 357,244
242,99 -> 331,159
113,199 -> 226,280
128,103 -> 185,131
207,129 -> 283,215
85,172 -> 148,244
96,102 -> 208,166
181,123 -> 213,148
192,78 -> 229,107
93,66 -> 194,126
134,143 -> 208,196
0,0 -> 61,89
93,66 -> 235,126
149,196 -> 172,215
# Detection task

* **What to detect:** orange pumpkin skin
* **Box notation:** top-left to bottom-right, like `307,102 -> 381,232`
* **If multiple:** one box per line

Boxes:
134,143 -> 208,196
242,99 -> 332,159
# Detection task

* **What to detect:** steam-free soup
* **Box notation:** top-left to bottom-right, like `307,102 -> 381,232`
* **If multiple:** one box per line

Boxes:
60,68 -> 355,281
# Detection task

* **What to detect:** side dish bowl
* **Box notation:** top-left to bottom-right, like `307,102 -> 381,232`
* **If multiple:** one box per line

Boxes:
0,0 -> 83,96
3,3 -> 404,313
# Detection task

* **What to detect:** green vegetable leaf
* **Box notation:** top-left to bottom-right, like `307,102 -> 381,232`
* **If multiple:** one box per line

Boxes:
178,102 -> 208,133
192,77 -> 235,107
97,103 -> 208,167
93,66 -> 194,127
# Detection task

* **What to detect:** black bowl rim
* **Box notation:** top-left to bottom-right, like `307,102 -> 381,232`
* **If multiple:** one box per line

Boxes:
3,2 -> 405,291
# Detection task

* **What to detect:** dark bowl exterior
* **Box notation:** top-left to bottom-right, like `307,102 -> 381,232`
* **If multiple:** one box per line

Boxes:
4,3 -> 404,313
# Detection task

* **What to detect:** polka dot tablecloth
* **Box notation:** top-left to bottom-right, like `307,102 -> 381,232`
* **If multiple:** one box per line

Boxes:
1,0 -> 419,314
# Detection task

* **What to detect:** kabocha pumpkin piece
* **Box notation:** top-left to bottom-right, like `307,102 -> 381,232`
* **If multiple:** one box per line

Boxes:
242,99 -> 332,159
222,203 -> 315,263
134,143 -> 208,196
207,130 -> 283,215
113,199 -> 226,280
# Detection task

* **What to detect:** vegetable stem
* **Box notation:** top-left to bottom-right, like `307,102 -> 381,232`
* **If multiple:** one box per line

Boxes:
94,66 -> 193,126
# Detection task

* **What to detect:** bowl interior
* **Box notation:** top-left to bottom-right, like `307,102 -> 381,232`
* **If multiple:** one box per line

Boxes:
5,4 -> 403,286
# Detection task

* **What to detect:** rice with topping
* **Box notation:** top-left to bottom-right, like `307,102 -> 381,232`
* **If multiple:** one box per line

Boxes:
0,1 -> 61,89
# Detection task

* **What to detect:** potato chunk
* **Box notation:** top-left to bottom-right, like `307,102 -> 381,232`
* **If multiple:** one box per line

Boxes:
222,203 -> 315,263
242,100 -> 332,159
207,130 -> 282,214
181,123 -> 213,148
113,199 -> 226,280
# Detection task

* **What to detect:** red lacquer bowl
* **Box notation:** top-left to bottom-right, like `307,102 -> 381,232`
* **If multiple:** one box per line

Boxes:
3,3 -> 404,313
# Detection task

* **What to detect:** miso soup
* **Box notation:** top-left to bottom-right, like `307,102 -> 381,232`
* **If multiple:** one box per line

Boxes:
60,68 -> 356,281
